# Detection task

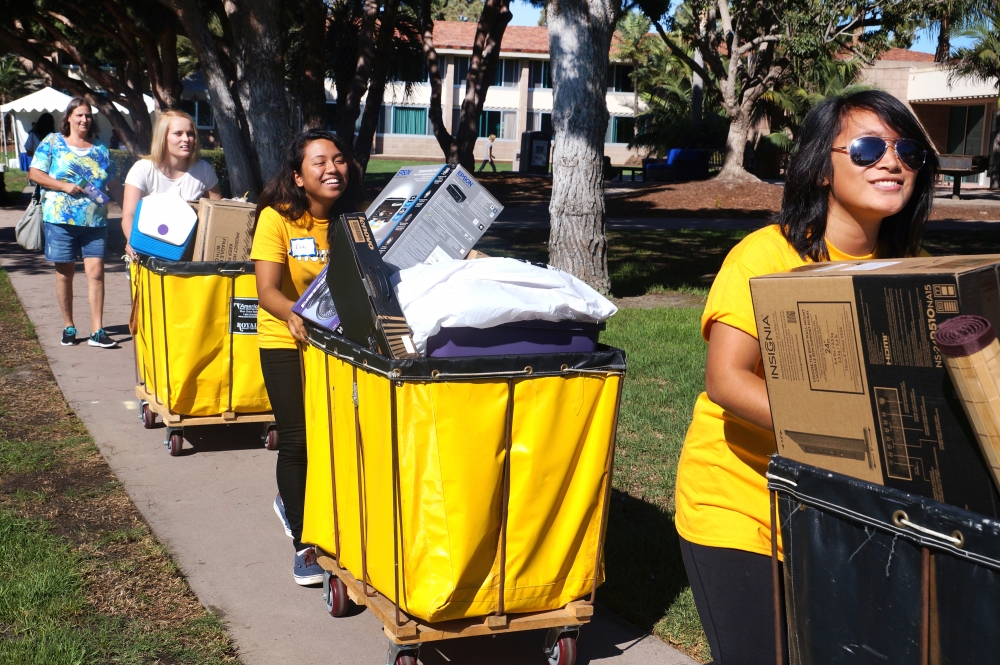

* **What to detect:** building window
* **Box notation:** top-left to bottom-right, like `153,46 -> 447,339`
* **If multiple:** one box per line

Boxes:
530,61 -> 551,89
179,99 -> 214,129
391,106 -> 428,135
947,105 -> 988,155
477,110 -> 517,139
495,59 -> 520,87
607,64 -> 635,93
605,116 -> 635,144
454,57 -> 470,85
528,112 -> 552,136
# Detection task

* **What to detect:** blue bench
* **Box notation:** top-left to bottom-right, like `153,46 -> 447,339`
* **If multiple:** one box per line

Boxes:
643,149 -> 711,182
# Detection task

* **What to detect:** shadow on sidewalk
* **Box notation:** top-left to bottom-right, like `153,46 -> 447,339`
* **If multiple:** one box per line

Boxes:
165,422 -> 274,455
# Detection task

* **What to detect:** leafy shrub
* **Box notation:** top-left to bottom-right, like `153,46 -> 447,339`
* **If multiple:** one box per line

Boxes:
109,148 -> 229,196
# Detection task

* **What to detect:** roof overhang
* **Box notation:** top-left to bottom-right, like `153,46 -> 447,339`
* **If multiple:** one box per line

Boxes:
908,66 -> 999,103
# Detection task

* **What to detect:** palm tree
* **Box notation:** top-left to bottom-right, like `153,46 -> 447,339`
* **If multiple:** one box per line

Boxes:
950,1 -> 999,187
613,11 -> 654,129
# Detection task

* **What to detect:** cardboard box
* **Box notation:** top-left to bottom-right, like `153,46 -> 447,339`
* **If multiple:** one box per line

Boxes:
191,199 -> 256,262
365,165 -> 503,271
751,255 -> 1000,516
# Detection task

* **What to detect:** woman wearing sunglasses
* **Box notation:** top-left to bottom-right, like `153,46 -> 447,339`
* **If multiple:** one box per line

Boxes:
673,89 -> 938,665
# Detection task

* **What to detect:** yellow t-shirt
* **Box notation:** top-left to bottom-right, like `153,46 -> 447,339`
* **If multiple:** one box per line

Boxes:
674,224 -> 878,558
249,206 -> 329,349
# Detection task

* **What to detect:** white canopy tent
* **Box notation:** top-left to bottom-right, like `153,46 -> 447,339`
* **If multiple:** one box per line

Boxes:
1,86 -> 155,169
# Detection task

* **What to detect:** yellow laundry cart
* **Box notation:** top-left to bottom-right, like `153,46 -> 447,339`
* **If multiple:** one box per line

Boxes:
300,323 -> 626,665
130,257 -> 274,456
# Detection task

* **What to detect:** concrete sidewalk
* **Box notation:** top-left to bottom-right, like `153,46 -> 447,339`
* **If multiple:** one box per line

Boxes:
0,206 -> 696,665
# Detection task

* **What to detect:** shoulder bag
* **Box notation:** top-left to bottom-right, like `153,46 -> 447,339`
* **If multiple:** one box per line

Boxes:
15,185 -> 44,252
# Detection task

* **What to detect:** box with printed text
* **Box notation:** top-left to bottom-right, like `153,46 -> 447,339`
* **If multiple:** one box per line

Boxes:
751,255 -> 1000,516
365,165 -> 503,271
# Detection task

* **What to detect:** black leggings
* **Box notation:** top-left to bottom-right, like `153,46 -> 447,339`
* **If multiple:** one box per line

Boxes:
679,536 -> 788,665
260,347 -> 308,551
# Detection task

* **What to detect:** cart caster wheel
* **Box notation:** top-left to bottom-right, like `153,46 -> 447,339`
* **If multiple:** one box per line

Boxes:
386,644 -> 420,665
544,631 -> 578,665
140,402 -> 156,429
263,425 -> 279,451
323,571 -> 349,617
166,430 -> 183,456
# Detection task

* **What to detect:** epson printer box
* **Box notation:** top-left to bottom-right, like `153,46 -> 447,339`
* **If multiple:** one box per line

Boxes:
366,165 -> 503,270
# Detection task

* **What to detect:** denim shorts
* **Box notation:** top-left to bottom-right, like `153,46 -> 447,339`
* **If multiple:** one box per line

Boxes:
43,223 -> 108,263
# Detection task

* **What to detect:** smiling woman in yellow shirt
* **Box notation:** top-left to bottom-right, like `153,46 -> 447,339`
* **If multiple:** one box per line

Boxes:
674,90 -> 939,665
250,129 -> 362,586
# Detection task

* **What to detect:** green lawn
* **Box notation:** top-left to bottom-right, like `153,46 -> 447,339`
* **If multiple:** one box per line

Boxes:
600,307 -> 710,660
0,269 -> 239,665
3,168 -> 28,197
364,157 -> 513,192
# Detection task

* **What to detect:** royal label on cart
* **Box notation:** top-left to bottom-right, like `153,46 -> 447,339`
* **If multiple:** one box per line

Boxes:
751,255 -> 1000,517
230,297 -> 259,335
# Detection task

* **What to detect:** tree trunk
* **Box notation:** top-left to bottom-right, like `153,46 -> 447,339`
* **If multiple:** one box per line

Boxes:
422,0 -> 459,161
353,0 -> 401,173
158,0 -> 263,198
454,0 -> 513,170
692,46 -> 704,126
300,0 -> 329,130
547,0 -> 617,295
990,112 -> 999,190
225,0 -> 293,181
337,0 -> 380,149
935,13 -> 951,63
716,110 -> 757,182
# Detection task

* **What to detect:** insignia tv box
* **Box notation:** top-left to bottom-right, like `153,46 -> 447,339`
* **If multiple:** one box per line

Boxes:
326,213 -> 418,359
366,164 -> 503,270
750,255 -> 1000,516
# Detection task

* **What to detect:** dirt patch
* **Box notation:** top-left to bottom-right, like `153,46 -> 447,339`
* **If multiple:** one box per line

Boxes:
0,274 -> 239,659
614,291 -> 706,309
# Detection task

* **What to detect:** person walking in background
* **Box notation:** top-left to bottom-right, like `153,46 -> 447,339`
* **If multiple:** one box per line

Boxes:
478,134 -> 496,173
251,129 -> 362,585
121,109 -> 222,258
23,113 -> 54,158
28,98 -> 124,349
673,89 -> 937,665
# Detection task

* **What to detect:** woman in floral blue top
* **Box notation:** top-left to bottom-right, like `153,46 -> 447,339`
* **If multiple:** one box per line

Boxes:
29,98 -> 124,348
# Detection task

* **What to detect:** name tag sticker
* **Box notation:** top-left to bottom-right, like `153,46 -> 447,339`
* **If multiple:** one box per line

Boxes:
289,237 -> 318,258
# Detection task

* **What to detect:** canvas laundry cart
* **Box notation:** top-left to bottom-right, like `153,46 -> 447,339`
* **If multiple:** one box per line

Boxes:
130,257 -> 275,456
300,323 -> 626,665
768,455 -> 1000,664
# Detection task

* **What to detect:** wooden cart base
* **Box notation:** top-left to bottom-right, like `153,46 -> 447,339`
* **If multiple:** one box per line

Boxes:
316,550 -> 592,665
135,384 -> 276,455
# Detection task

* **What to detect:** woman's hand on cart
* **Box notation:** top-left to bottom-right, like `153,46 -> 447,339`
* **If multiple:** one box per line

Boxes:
124,242 -> 138,261
288,311 -> 309,343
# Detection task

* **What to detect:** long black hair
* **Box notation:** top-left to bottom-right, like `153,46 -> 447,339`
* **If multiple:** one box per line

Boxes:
34,113 -> 55,139
776,89 -> 939,261
254,129 -> 363,228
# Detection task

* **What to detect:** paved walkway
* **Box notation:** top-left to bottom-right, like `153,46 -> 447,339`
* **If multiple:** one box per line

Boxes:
0,203 -> 695,665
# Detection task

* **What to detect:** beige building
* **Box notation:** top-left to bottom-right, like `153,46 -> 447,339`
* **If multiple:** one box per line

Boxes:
862,49 -> 998,186
337,21 -> 643,166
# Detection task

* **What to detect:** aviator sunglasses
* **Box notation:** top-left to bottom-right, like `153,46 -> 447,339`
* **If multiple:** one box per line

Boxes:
831,136 -> 927,171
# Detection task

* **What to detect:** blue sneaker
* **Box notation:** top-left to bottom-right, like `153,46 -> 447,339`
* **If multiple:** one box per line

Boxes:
88,329 -> 117,348
61,326 -> 77,346
294,547 -> 324,586
273,494 -> 293,538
